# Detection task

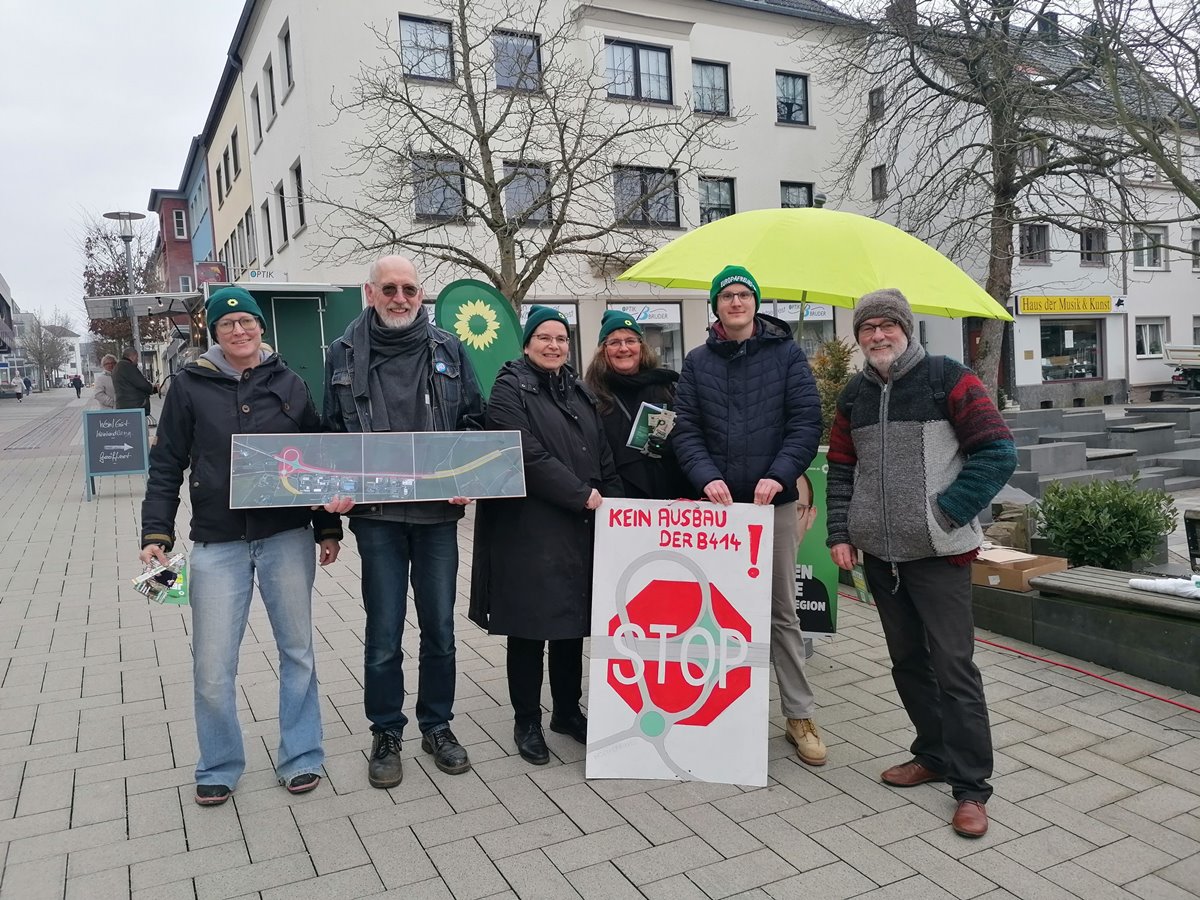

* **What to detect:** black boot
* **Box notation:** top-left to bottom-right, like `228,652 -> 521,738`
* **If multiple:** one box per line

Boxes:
421,725 -> 471,775
514,721 -> 549,765
368,730 -> 404,788
549,708 -> 588,744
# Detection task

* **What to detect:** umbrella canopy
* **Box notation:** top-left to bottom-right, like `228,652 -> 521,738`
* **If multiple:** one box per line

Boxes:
618,208 -> 1013,321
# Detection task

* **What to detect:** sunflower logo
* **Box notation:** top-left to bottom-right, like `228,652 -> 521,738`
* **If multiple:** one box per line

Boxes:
454,300 -> 501,351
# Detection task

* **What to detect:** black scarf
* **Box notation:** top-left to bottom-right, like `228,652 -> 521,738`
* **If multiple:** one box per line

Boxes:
604,367 -> 679,420
366,307 -> 430,432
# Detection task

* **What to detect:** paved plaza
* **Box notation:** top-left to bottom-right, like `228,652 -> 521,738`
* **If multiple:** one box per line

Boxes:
0,388 -> 1198,900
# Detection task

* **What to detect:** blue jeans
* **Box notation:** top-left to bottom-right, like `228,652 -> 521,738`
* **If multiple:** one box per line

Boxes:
350,518 -> 459,736
190,526 -> 323,787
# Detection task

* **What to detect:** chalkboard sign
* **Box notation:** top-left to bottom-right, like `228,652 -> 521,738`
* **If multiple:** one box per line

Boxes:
84,408 -> 149,500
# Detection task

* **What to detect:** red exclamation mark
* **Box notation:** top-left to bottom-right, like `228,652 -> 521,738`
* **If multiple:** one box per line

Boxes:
747,524 -> 762,578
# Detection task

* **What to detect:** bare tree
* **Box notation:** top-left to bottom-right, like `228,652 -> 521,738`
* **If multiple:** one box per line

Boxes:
1087,0 -> 1200,210
19,313 -> 72,389
317,0 -> 735,307
819,0 -> 1197,395
78,215 -> 169,352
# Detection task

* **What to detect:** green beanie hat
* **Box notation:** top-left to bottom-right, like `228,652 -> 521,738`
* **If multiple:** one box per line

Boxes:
206,286 -> 265,337
597,309 -> 643,345
523,305 -> 570,346
709,265 -> 760,313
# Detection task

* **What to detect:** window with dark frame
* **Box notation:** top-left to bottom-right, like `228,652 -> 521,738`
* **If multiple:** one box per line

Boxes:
867,87 -> 885,121
275,182 -> 288,247
503,162 -> 550,223
692,61 -> 729,115
1018,142 -> 1047,169
251,88 -> 263,144
1019,223 -> 1050,263
1079,227 -> 1107,265
265,57 -> 277,118
400,16 -> 454,80
613,166 -> 679,227
173,209 -> 187,240
605,39 -> 672,103
222,149 -> 231,193
291,160 -> 306,229
215,165 -> 224,204
414,156 -> 467,220
281,23 -> 294,89
260,200 -> 273,259
698,177 -> 734,223
780,181 -> 813,208
245,208 -> 257,264
231,129 -> 241,176
1135,319 -> 1167,356
1132,226 -> 1166,269
494,31 -> 541,91
776,72 -> 809,124
870,165 -> 887,201
1191,228 -> 1200,271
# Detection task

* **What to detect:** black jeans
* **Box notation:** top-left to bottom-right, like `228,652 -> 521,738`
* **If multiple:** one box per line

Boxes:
507,637 -> 583,726
863,553 -> 993,803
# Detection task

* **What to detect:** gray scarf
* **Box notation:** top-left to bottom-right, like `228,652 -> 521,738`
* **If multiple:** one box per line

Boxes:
364,308 -> 430,432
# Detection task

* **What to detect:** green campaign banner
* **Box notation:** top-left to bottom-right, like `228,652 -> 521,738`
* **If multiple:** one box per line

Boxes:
795,451 -> 839,636
435,279 -> 523,399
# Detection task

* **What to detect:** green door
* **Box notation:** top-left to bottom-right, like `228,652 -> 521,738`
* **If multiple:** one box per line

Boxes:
265,295 -> 326,407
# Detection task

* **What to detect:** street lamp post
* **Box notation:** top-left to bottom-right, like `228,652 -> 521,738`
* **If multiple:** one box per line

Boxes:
103,210 -> 147,355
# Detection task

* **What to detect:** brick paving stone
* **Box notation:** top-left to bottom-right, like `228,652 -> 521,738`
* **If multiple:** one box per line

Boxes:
0,853 -> 67,900
474,812 -> 582,859
1040,861 -> 1142,900
547,782 -> 626,834
613,835 -> 722,885
642,872 -> 712,900
846,804 -> 947,846
1129,757 -> 1200,796
674,803 -> 763,858
1163,811 -> 1200,843
961,848 -> 1078,900
192,851 -> 316,900
1003,744 -> 1092,784
1073,836 -> 1180,885
884,836 -> 995,899
259,864 -> 385,899
426,837 -> 509,900
763,860 -> 879,900
685,847 -> 798,899
412,801 -> 517,848
741,814 -> 838,872
240,806 -> 305,862
495,848 -> 583,899
812,824 -> 917,886
994,825 -> 1097,871
486,773 -> 561,824
917,818 -> 1021,860
16,772 -> 75,817
130,839 -> 251,893
7,818 -> 126,865
766,757 -> 843,802
848,874 -> 962,900
821,766 -> 911,813
610,792 -> 694,845
542,823 -> 651,873
1016,796 -> 1126,847
298,815 -> 370,874
1044,774 -> 1134,812
1061,748 -> 1161,792
1125,873 -> 1200,900
362,825 -> 438,889
778,794 -> 874,833
567,860 -> 648,900
1116,783 -> 1200,821
712,786 -> 806,823
650,781 -> 746,812
65,864 -> 130,900
66,829 -> 186,878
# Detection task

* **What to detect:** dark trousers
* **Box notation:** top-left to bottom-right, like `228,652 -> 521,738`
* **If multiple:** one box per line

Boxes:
351,518 -> 459,736
863,553 -> 993,803
507,637 -> 583,726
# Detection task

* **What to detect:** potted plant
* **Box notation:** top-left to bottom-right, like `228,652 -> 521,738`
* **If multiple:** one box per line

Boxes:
809,337 -> 857,444
1034,478 -> 1177,571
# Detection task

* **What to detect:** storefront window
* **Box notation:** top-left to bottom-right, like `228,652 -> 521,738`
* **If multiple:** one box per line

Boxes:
707,301 -> 835,357
1040,318 -> 1101,381
606,303 -> 682,371
520,303 -> 581,365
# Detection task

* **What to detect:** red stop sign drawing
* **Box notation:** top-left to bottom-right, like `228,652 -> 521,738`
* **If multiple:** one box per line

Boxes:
607,579 -> 752,726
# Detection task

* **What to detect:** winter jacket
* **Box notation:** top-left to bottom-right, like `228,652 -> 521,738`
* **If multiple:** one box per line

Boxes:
93,371 -> 116,408
469,358 -> 622,640
825,343 -> 1017,563
322,309 -> 484,523
113,358 -> 154,412
673,313 -> 822,504
141,352 -> 343,550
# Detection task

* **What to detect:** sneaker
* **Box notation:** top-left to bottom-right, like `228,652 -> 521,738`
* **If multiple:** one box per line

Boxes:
785,718 -> 827,767
195,784 -> 232,806
514,721 -> 550,765
284,773 -> 321,794
368,730 -> 404,788
421,725 -> 471,775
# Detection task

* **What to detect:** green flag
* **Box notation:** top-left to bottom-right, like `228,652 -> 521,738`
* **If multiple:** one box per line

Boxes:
435,279 -> 523,400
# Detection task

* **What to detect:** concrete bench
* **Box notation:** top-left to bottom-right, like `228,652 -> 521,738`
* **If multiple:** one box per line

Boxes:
1029,566 -> 1200,619
1106,422 -> 1175,432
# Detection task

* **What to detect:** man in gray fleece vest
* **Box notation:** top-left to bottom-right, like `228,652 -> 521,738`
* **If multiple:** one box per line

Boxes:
826,289 -> 1017,839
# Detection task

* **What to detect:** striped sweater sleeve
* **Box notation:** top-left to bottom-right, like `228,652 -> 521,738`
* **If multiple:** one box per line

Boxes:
824,404 -> 857,547
936,370 -> 1018,526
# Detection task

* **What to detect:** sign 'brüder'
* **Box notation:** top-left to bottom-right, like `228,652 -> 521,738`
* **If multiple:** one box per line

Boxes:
587,499 -> 773,786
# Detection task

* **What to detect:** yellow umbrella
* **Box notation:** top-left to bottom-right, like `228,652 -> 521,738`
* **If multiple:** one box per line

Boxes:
618,208 -> 1013,320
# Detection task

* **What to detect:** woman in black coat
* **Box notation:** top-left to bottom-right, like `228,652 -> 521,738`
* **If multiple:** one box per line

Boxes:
469,306 -> 621,765
583,310 -> 691,500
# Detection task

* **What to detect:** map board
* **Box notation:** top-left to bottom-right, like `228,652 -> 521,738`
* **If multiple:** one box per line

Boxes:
587,499 -> 773,786
229,431 -> 525,508
83,408 -> 149,500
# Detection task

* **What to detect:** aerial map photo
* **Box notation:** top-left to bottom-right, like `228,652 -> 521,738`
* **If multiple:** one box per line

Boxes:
229,431 -> 525,509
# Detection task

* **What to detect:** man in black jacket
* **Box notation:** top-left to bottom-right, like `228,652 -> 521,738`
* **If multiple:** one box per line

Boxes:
323,255 -> 483,786
113,347 -> 154,414
673,265 -> 827,766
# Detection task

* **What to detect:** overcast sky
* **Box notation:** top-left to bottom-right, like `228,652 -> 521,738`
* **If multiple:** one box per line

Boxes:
0,0 -> 247,327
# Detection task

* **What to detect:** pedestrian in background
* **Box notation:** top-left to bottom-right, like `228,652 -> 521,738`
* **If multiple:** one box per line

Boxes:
140,286 -> 346,807
584,310 -> 691,500
113,347 -> 154,415
323,254 -> 483,786
70,374 -> 83,398
470,306 -> 622,765
94,355 -> 117,408
825,288 -> 1017,838
673,265 -> 827,767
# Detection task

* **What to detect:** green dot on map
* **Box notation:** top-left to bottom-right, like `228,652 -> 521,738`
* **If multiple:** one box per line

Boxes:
640,711 -> 666,737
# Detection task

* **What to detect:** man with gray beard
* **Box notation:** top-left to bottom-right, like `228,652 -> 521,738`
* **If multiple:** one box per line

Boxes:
323,255 -> 483,786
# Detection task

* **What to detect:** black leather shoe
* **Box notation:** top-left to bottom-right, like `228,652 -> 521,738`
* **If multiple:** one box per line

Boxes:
368,730 -> 404,788
549,709 -> 588,744
514,721 -> 550,765
195,784 -> 232,806
421,725 -> 471,775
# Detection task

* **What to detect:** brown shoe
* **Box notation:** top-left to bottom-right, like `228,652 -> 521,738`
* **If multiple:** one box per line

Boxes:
881,760 -> 944,787
951,800 -> 988,837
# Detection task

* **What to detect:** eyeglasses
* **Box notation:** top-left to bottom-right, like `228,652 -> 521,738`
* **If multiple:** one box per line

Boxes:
604,337 -> 641,349
215,316 -> 262,335
377,282 -> 421,298
717,290 -> 755,303
857,320 -> 900,339
531,334 -> 570,346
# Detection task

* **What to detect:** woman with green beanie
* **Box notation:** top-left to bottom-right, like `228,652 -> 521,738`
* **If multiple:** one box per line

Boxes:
469,306 -> 622,765
584,310 -> 691,499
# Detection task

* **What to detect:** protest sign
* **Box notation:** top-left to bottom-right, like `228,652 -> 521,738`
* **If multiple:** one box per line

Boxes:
795,453 -> 839,636
587,499 -> 773,786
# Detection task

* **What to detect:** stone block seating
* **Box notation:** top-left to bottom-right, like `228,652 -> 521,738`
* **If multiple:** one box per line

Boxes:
1003,403 -> 1200,497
